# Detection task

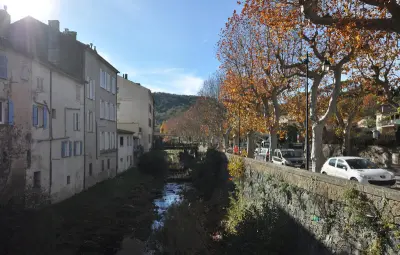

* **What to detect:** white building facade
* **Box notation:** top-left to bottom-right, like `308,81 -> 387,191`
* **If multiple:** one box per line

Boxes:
117,75 -> 154,153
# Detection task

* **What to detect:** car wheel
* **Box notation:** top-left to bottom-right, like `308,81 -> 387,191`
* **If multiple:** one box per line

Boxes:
350,177 -> 358,182
321,172 -> 327,175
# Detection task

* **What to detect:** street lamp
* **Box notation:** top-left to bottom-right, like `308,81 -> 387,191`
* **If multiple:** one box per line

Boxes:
303,52 -> 310,170
322,59 -> 331,72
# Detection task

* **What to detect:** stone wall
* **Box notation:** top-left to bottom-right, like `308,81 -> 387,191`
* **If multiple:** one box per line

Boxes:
227,154 -> 400,254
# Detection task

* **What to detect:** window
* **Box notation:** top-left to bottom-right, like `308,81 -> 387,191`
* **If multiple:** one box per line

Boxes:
100,69 -> 105,88
52,109 -> 56,119
74,141 -> 82,156
120,136 -> 124,146
112,132 -> 115,149
127,156 -> 129,163
33,171 -> 41,188
107,73 -> 111,91
100,100 -> 104,119
111,77 -> 116,94
76,84 -> 81,101
0,55 -> 8,79
89,163 -> 93,176
328,159 -> 336,167
105,102 -> 109,120
149,118 -> 151,127
36,77 -> 44,92
67,176 -> 70,185
61,141 -> 72,157
130,156 -> 133,165
148,134 -> 151,144
107,159 -> 110,169
32,105 -> 47,128
73,113 -> 80,131
336,159 -> 347,170
111,103 -> 115,121
86,79 -> 95,100
149,103 -> 152,113
105,132 -> 109,150
102,160 -> 104,171
100,132 -> 104,150
87,111 -> 94,132
120,158 -> 123,163
0,101 -> 3,124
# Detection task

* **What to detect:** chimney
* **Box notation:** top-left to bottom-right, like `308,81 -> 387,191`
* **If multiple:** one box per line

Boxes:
90,43 -> 93,49
48,20 -> 60,65
93,46 -> 97,52
125,74 -> 128,80
0,6 -> 10,37
48,20 -> 60,31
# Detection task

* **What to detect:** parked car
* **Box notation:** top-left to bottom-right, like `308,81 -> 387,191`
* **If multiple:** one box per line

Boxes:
255,147 -> 269,161
272,149 -> 305,168
321,156 -> 396,186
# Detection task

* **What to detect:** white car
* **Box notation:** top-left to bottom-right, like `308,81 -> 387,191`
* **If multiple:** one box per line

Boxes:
321,156 -> 396,186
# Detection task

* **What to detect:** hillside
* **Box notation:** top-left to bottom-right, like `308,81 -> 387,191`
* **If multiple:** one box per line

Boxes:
153,92 -> 198,129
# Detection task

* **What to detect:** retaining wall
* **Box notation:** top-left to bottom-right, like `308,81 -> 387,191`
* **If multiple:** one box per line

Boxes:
227,154 -> 400,254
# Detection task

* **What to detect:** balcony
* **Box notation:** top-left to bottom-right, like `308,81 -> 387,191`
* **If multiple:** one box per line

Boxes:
379,114 -> 400,127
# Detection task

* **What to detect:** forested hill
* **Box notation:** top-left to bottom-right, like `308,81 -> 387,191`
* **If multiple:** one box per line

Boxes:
153,92 -> 198,129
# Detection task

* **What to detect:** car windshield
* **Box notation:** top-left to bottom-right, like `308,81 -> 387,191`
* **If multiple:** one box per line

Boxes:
281,151 -> 296,158
345,159 -> 378,169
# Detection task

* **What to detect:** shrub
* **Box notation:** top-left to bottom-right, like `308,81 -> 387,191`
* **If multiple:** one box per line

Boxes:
137,150 -> 168,176
155,201 -> 210,254
191,149 -> 229,200
228,156 -> 245,179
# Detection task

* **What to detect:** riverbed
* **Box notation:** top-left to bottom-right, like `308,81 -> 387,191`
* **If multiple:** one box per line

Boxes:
117,182 -> 190,254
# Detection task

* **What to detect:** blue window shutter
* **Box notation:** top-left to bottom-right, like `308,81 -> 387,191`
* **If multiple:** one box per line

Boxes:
43,106 -> 47,128
8,99 -> 13,125
0,56 -> 7,79
32,105 -> 38,126
61,142 -> 65,158
69,141 -> 72,157
80,141 -> 83,156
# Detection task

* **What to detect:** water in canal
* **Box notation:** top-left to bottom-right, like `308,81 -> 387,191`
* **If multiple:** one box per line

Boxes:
117,182 -> 190,254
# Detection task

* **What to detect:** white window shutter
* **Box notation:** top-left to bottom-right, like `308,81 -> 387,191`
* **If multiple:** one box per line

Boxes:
77,113 -> 81,130
100,100 -> 103,118
92,80 -> 95,99
100,69 -> 103,88
86,77 -> 90,99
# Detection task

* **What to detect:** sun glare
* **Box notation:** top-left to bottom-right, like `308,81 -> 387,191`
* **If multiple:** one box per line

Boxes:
2,0 -> 56,22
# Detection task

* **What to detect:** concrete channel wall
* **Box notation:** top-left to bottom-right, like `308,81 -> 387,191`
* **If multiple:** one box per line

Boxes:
227,154 -> 400,254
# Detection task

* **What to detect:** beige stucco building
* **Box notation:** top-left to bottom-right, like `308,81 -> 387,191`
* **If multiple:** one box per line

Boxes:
117,75 -> 154,153
0,39 -> 85,203
117,129 -> 135,174
5,13 -> 86,202
83,45 -> 118,189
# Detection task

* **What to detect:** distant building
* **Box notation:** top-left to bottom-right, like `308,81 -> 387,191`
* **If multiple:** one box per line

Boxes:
117,74 -> 154,152
376,104 -> 399,135
117,129 -> 135,174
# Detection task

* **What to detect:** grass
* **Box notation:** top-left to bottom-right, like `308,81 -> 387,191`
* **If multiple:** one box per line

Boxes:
4,168 -> 164,255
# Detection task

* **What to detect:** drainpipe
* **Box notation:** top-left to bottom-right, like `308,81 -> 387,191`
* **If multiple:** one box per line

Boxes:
83,52 -> 87,190
49,70 -> 53,199
83,78 -> 86,190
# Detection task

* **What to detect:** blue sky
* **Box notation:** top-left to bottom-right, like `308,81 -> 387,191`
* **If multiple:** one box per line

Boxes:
3,0 -> 239,95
